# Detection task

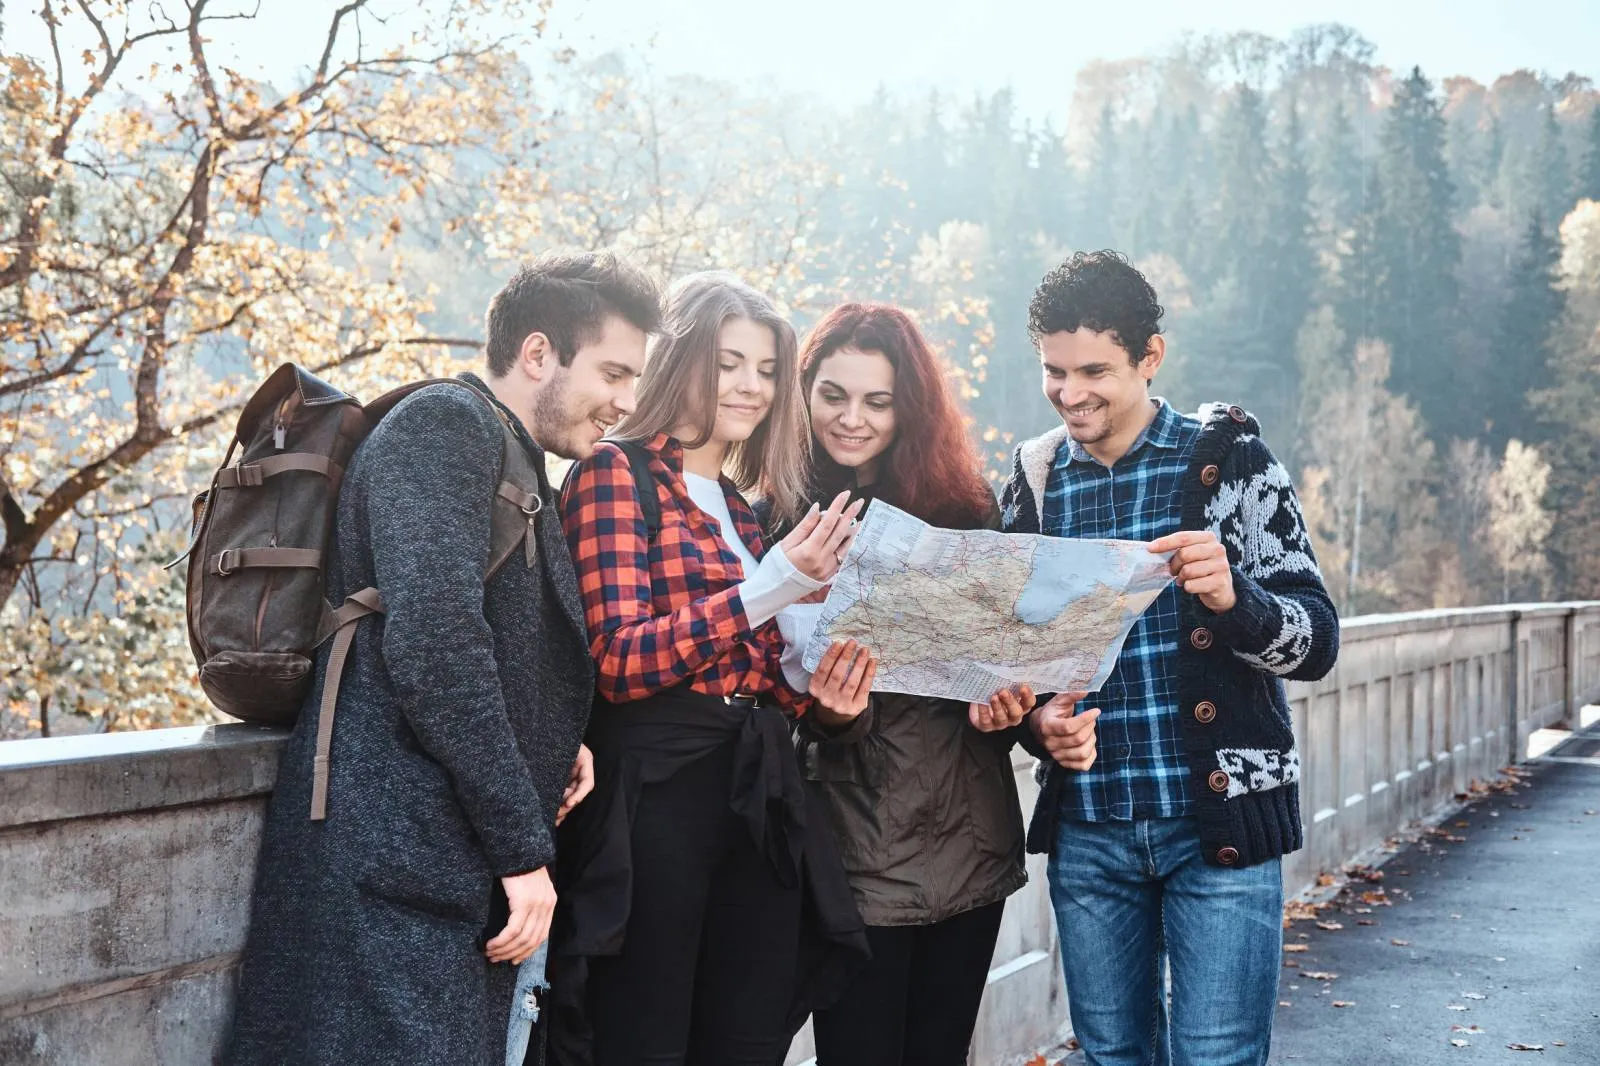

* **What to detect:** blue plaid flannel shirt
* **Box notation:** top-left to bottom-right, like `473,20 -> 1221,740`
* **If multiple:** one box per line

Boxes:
1041,399 -> 1199,822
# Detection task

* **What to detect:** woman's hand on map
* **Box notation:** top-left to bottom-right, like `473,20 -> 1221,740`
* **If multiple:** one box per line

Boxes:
1028,691 -> 1101,771
809,639 -> 877,725
968,684 -> 1035,732
781,491 -> 866,583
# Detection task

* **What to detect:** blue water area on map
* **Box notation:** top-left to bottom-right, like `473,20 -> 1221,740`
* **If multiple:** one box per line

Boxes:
1012,551 -> 1104,624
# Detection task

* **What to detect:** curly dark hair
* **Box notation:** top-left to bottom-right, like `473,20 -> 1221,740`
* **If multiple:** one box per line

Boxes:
1027,250 -> 1164,364
484,252 -> 661,374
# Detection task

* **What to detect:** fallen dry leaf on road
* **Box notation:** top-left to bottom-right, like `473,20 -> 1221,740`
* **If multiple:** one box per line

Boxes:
1451,1039 -> 1470,1048
1284,899 -> 1332,922
1453,1025 -> 1487,1034
1284,944 -> 1310,953
1463,992 -> 1486,1000
1506,1043 -> 1544,1052
1332,1000 -> 1354,1008
1316,921 -> 1344,931
1303,971 -> 1339,981
1358,919 -> 1376,926
1447,1004 -> 1470,1011
1391,939 -> 1411,946
1023,1055 -> 1047,1066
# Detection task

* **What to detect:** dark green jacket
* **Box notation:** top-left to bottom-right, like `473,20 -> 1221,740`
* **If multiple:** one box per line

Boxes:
790,495 -> 1026,926
797,688 -> 1027,926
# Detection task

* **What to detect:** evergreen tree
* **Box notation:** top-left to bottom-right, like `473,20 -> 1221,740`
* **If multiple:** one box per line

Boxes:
1334,192 -> 1381,344
1484,114 -> 1506,207
1127,115 -> 1170,257
1208,84 -> 1272,278
1369,66 -> 1462,436
1488,213 -> 1565,449
1313,98 -> 1367,236
907,91 -> 954,231
1079,104 -> 1120,249
1257,105 -> 1321,431
1165,178 -> 1201,277
1031,120 -> 1074,242
1536,104 -> 1572,224
1161,105 -> 1206,273
1578,105 -> 1600,204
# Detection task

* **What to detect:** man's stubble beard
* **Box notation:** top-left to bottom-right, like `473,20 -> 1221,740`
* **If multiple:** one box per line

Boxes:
1060,405 -> 1113,446
530,362 -> 583,460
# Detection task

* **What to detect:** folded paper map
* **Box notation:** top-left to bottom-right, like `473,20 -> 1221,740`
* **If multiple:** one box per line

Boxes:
800,499 -> 1174,703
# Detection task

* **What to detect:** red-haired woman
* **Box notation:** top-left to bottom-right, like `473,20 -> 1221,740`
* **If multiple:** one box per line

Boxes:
765,304 -> 1072,1066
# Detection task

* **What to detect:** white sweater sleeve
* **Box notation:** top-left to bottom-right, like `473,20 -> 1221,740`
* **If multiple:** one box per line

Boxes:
740,543 -> 825,628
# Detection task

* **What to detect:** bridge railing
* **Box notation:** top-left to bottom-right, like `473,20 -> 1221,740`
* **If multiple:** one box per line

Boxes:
3,601 -> 1598,1065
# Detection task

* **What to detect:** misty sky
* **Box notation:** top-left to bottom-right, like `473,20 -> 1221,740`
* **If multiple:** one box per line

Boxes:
547,0 -> 1599,113
6,0 -> 1597,118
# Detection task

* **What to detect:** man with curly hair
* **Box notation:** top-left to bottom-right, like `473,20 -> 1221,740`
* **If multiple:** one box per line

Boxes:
999,251 -> 1340,1065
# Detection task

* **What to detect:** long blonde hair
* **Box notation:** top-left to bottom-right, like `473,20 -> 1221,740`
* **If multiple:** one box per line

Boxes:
615,271 -> 810,528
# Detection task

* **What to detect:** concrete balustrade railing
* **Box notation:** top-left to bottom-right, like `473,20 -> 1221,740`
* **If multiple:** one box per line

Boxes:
3,602 -> 1598,1065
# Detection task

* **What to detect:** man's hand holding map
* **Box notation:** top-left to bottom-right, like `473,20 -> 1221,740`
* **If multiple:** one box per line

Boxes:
798,500 -> 1175,704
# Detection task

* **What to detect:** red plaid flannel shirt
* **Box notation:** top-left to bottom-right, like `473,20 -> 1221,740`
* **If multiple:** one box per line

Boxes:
560,433 -> 809,712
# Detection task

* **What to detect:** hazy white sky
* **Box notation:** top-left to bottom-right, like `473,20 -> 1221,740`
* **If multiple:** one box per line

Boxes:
550,0 -> 1598,110
7,0 -> 1597,119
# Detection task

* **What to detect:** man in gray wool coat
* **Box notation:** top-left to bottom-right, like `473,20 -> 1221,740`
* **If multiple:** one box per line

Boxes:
225,253 -> 662,1066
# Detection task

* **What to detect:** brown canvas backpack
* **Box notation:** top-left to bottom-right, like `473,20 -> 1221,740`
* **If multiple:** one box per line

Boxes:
179,363 -> 547,818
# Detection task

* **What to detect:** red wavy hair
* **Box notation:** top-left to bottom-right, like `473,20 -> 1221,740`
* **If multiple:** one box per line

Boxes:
799,304 -> 994,530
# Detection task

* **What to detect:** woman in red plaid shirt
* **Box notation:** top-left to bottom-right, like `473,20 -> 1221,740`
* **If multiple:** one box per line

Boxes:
552,272 -> 877,1066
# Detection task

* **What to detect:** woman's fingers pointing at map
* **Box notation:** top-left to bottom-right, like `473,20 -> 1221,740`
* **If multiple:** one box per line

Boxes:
782,491 -> 866,583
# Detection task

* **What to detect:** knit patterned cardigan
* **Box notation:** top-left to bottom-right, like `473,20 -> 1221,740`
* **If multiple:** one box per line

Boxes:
1000,403 -> 1340,868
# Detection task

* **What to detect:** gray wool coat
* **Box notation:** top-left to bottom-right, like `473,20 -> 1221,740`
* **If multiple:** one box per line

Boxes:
224,379 -> 595,1066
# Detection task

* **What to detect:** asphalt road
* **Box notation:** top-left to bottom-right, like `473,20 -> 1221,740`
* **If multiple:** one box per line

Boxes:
1269,731 -> 1600,1065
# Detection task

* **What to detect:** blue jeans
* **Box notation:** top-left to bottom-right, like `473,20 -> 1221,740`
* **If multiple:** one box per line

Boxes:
505,941 -> 548,1066
1048,816 -> 1281,1066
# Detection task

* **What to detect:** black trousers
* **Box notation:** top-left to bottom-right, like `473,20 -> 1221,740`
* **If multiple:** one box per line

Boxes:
586,739 -> 801,1066
810,899 -> 1006,1066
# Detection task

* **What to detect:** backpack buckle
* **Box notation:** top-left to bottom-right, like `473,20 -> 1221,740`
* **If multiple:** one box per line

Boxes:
520,496 -> 543,518
213,548 -> 241,577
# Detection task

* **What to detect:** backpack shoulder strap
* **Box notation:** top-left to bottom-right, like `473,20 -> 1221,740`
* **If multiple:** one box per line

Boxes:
308,379 -> 541,820
610,439 -> 661,540
561,439 -> 660,540
366,376 -> 543,578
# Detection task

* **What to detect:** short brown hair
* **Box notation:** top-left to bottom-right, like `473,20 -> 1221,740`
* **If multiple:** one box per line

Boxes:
484,252 -> 661,374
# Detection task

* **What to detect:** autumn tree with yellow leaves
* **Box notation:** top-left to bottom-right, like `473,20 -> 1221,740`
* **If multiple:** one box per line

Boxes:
0,0 -> 564,734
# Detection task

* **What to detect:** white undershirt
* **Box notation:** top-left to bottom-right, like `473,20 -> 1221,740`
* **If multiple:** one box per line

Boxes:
683,472 -> 823,629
